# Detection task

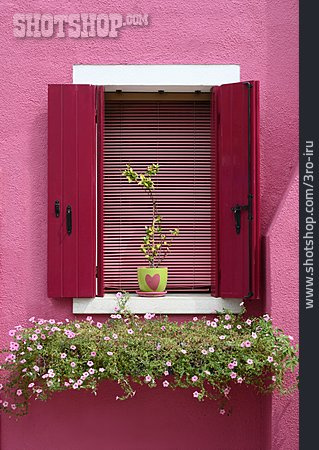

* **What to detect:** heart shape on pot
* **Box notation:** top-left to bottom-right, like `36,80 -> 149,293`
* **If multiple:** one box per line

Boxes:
145,273 -> 161,291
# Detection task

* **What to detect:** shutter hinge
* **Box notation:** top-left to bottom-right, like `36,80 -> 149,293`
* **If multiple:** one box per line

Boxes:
244,82 -> 253,89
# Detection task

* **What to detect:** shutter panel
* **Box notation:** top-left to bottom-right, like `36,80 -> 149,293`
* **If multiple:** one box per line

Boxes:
48,84 -> 97,298
97,86 -> 105,297
212,81 -> 260,299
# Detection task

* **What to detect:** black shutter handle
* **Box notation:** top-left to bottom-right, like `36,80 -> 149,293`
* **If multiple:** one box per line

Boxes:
66,205 -> 72,235
231,204 -> 248,234
55,200 -> 60,218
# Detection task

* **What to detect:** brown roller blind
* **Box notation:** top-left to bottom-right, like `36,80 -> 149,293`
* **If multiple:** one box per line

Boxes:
103,97 -> 211,291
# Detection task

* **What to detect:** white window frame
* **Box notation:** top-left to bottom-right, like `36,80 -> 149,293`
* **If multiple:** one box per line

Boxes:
72,64 -> 242,314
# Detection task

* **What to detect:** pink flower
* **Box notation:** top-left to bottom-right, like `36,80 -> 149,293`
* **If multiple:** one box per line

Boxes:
28,383 -> 34,388
209,347 -> 215,353
161,326 -> 166,331
33,365 -> 40,372
88,368 -> 95,375
73,383 -> 79,389
193,391 -> 199,398
104,336 -> 110,341
237,325 -> 242,330
267,356 -> 274,363
232,360 -> 238,367
230,372 -> 237,379
237,377 -> 243,384
77,380 -> 83,386
86,316 -> 92,322
99,368 -> 105,373
31,334 -> 38,341
8,330 -> 16,337
91,352 -> 96,357
288,335 -> 294,341
272,376 -> 276,382
206,320 -> 211,326
10,342 -> 19,351
191,375 -> 198,382
37,344 -> 43,350
116,292 -> 123,299
64,382 -> 70,387
70,362 -> 76,368
107,351 -> 113,356
16,389 -> 22,396
181,349 -> 187,354
83,372 -> 89,378
11,404 -> 17,410
61,353 -> 67,359
225,314 -> 231,321
263,314 -> 271,322
166,361 -> 172,367
163,380 -> 169,388
87,361 -> 94,367
164,370 -> 169,376
211,322 -> 217,328
49,319 -> 55,324
2,401 -> 8,408
224,324 -> 232,330
201,349 -> 208,355
128,329 -> 134,334
245,340 -> 251,348
41,334 -> 46,340
96,322 -> 102,329
193,317 -> 198,322
114,306 -> 120,312
228,363 -> 234,370
112,334 -> 118,340
247,359 -> 253,365
219,409 -> 225,415
246,319 -> 252,325
252,332 -> 257,339
145,375 -> 152,383
70,345 -> 76,350
144,313 -> 155,320
219,335 -> 226,340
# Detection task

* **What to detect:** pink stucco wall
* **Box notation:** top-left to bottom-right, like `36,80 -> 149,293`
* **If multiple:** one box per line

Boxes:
265,167 -> 299,450
0,1 -> 298,449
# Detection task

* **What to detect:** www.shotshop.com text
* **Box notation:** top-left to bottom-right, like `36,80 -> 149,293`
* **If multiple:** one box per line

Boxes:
302,141 -> 316,309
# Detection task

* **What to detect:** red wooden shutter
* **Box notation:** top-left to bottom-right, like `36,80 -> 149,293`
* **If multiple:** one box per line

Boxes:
48,84 -> 97,298
212,81 -> 260,299
103,99 -> 211,292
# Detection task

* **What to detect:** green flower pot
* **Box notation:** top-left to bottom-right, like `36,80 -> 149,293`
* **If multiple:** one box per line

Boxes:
137,267 -> 168,292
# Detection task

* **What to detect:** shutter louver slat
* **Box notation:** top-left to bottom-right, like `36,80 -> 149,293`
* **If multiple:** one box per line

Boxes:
103,100 -> 211,291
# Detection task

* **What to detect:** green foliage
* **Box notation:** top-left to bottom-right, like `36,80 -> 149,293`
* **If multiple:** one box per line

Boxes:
122,164 -> 179,267
0,298 -> 298,416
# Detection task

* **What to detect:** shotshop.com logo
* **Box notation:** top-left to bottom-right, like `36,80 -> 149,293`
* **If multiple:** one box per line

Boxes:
13,13 -> 149,38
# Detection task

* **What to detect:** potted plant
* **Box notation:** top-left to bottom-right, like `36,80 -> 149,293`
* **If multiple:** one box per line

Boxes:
122,163 -> 179,296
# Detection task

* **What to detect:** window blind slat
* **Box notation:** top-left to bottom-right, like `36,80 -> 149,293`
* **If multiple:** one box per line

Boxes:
103,101 -> 211,292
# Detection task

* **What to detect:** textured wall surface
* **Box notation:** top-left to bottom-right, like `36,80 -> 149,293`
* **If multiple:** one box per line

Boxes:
0,0 -> 298,449
265,167 -> 299,450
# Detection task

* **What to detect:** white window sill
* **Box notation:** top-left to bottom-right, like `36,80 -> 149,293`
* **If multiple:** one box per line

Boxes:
73,293 -> 243,315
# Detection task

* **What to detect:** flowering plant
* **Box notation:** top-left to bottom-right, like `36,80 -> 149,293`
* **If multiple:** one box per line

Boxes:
122,163 -> 179,267
0,295 -> 298,416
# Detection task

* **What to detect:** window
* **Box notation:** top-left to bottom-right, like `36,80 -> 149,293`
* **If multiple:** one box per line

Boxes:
47,81 -> 260,301
103,93 -> 211,292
